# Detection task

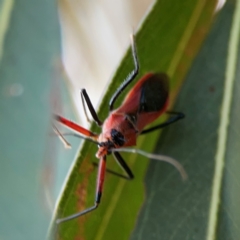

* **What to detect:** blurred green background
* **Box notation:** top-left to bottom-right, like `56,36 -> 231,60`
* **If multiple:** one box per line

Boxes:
0,1 -> 79,239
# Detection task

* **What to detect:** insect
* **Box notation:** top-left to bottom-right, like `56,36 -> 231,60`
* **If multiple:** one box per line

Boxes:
54,35 -> 186,224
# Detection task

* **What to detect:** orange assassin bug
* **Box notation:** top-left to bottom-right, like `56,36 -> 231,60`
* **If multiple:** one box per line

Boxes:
54,35 -> 186,224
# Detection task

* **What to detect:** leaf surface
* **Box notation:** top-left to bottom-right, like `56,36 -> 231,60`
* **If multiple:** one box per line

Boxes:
50,0 -> 219,239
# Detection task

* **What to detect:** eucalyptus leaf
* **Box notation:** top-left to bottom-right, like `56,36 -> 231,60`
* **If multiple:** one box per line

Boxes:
49,0 -> 219,239
132,1 -> 240,239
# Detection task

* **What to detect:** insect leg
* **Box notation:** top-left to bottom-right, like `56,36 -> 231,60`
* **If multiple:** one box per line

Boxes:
52,123 -> 72,148
109,34 -> 139,111
55,132 -> 98,144
54,114 -> 98,141
56,155 -> 107,224
113,152 -> 134,179
80,89 -> 103,126
92,152 -> 134,180
141,111 -> 185,135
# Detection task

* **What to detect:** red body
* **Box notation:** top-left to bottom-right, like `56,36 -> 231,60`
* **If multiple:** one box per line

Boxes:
56,73 -> 169,158
97,73 -> 169,157
55,72 -> 171,222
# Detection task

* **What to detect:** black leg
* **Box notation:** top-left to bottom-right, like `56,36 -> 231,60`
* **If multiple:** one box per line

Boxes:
80,89 -> 103,126
56,204 -> 98,224
92,152 -> 134,180
141,111 -> 185,135
56,155 -> 107,224
113,152 -> 134,180
109,34 -> 139,111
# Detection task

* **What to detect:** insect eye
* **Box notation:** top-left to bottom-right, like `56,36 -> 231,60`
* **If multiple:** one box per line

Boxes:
111,129 -> 125,147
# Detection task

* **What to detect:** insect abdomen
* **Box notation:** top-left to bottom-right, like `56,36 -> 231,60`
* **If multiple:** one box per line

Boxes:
139,73 -> 169,113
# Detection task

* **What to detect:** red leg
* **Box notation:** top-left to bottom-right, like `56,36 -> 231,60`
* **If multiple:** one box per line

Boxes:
56,155 -> 107,224
95,155 -> 106,203
54,114 -> 98,141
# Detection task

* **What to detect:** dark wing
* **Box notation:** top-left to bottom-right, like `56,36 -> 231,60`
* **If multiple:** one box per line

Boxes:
139,73 -> 169,113
117,73 -> 169,114
115,72 -> 170,132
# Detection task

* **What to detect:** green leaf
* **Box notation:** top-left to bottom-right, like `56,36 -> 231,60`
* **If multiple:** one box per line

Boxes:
132,1 -> 240,240
50,0 -> 218,240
